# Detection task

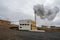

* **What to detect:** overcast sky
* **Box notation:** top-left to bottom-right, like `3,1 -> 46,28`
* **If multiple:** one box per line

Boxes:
0,0 -> 60,26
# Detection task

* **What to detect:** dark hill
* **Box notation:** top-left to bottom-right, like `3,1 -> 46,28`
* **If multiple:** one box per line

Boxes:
0,26 -> 21,40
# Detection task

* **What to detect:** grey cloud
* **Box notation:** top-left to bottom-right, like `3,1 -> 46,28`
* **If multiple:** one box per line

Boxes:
0,0 -> 34,21
33,4 -> 59,21
0,0 -> 60,26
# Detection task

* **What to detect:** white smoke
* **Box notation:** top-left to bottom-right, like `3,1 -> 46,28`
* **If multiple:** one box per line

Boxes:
33,4 -> 59,21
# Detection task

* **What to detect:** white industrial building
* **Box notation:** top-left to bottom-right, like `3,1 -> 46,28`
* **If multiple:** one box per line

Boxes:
19,19 -> 36,31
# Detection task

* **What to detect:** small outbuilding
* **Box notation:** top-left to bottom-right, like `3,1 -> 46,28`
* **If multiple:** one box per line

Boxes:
19,19 -> 36,31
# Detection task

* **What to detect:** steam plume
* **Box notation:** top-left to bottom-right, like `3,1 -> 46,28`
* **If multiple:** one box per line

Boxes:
33,4 -> 59,21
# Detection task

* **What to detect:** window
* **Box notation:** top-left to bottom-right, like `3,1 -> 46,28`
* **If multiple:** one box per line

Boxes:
20,27 -> 22,28
27,24 -> 29,25
20,24 -> 24,25
25,24 -> 29,26
20,24 -> 29,26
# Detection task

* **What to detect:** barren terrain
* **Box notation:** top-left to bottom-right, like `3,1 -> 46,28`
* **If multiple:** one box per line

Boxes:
0,26 -> 60,40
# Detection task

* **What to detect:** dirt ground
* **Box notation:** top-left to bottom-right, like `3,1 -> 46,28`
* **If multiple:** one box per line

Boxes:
0,26 -> 60,40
